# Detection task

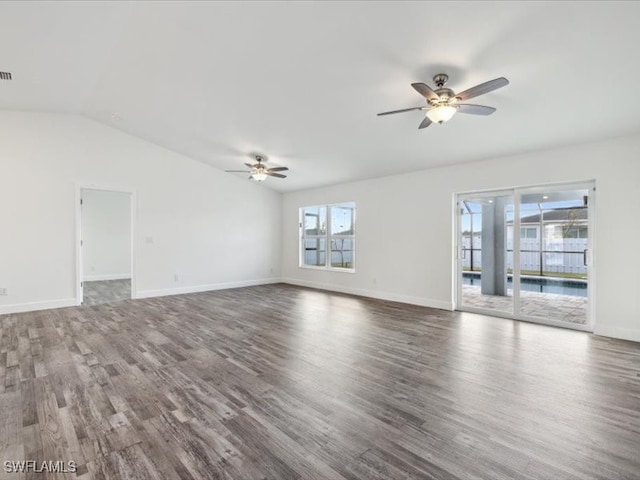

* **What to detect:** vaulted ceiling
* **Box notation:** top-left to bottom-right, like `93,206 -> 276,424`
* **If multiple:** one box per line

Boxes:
1,1 -> 639,192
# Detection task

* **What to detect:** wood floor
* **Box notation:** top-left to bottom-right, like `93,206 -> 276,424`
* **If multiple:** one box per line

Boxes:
1,284 -> 639,479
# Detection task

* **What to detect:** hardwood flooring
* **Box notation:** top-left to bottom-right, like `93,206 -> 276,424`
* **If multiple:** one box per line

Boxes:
1,283 -> 639,479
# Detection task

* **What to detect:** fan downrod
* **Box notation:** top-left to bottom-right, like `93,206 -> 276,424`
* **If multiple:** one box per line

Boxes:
433,74 -> 449,88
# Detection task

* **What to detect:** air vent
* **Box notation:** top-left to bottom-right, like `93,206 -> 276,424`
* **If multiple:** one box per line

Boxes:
0,72 -> 12,80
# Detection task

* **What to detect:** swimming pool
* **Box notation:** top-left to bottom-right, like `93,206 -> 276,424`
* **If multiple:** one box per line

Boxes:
462,272 -> 587,297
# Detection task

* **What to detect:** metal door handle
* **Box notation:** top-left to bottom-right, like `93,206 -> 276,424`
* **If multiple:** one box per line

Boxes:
583,249 -> 588,266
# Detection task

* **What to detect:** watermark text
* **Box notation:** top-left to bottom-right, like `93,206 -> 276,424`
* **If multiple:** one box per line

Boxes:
3,461 -> 77,473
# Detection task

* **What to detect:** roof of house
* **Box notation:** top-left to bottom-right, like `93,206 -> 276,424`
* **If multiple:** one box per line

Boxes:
519,208 -> 588,224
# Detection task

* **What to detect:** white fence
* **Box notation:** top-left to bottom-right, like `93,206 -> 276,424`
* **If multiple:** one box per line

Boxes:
462,235 -> 588,275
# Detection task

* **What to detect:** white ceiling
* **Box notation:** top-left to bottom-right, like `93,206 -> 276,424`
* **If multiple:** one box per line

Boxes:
2,1 -> 640,192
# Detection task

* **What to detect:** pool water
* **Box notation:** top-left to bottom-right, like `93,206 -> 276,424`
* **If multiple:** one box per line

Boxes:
462,273 -> 587,297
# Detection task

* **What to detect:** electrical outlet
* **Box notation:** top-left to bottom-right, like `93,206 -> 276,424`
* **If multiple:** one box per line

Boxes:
0,288 -> 8,295
174,274 -> 179,282
145,236 -> 154,244
269,267 -> 274,275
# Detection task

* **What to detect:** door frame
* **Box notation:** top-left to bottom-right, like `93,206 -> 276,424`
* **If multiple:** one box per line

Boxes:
75,183 -> 137,305
454,180 -> 595,332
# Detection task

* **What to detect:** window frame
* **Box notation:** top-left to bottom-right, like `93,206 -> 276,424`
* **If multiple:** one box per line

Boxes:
299,202 -> 356,273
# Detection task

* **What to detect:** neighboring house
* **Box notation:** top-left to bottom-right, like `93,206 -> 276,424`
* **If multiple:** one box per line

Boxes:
512,208 -> 589,242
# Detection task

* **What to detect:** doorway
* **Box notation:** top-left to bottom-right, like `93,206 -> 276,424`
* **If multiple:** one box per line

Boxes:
78,188 -> 134,306
456,182 -> 594,331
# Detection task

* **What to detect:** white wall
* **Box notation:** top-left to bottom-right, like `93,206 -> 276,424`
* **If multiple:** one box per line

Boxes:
0,111 -> 282,313
82,189 -> 131,281
282,134 -> 640,342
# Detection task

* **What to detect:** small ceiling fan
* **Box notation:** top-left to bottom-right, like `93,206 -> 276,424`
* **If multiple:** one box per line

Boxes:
377,73 -> 509,129
225,154 -> 288,182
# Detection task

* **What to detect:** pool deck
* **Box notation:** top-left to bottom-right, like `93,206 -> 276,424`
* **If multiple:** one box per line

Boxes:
461,285 -> 587,325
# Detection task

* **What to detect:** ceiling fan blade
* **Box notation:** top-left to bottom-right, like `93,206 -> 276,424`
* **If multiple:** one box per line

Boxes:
226,170 -> 251,173
267,166 -> 289,172
418,116 -> 432,129
244,162 -> 254,169
377,106 -> 424,116
411,83 -> 439,101
455,77 -> 509,101
457,104 -> 496,115
267,172 -> 287,178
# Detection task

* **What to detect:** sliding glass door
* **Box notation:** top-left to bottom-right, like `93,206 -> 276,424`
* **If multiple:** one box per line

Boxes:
515,186 -> 590,326
457,182 -> 593,330
459,191 -> 514,316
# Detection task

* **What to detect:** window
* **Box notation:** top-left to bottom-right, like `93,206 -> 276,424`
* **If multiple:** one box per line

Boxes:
563,225 -> 588,239
300,202 -> 355,271
520,227 -> 537,239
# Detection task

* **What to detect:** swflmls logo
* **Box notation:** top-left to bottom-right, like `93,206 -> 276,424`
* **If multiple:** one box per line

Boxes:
3,461 -> 77,473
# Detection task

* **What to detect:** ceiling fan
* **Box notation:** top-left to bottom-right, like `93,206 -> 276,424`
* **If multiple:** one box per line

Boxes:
225,154 -> 288,182
377,73 -> 509,129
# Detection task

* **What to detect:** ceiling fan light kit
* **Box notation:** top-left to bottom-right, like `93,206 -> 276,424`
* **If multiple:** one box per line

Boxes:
252,166 -> 268,182
426,105 -> 457,124
377,73 -> 509,129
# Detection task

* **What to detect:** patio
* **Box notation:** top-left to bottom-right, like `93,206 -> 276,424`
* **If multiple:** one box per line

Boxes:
461,284 -> 587,324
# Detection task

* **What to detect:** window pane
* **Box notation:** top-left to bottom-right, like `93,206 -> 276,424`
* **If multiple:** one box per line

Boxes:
565,227 -> 578,238
303,238 -> 326,266
521,227 -> 537,239
303,207 -> 326,235
330,238 -> 354,268
330,204 -> 355,235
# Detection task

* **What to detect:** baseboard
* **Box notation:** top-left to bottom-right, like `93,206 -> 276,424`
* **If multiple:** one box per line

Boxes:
593,324 -> 640,343
136,278 -> 283,299
281,278 -> 454,311
84,274 -> 132,281
0,298 -> 77,316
